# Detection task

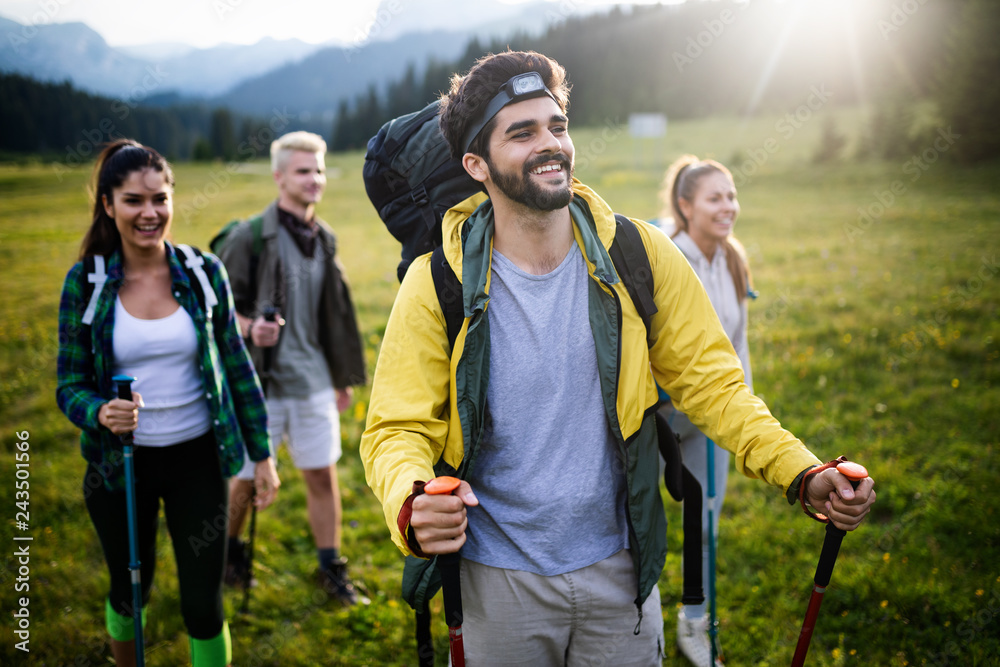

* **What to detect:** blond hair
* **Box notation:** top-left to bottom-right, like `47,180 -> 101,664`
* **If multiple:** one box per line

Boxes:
271,131 -> 327,172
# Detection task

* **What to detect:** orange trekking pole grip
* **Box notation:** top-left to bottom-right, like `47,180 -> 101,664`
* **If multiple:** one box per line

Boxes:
424,476 -> 466,667
791,460 -> 868,667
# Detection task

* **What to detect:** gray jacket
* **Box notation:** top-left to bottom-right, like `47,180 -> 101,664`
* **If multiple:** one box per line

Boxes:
217,200 -> 366,390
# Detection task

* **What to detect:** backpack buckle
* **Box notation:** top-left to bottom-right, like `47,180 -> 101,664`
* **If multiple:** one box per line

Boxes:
411,184 -> 429,207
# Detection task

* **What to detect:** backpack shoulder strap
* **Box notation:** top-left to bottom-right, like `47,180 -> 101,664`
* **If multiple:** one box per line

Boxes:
245,215 -> 265,304
382,100 -> 442,158
247,214 -> 265,258
654,410 -> 704,605
614,216 -> 705,606
609,214 -> 658,341
431,214 -> 657,350
175,244 -> 218,311
430,245 -> 464,351
81,255 -> 107,326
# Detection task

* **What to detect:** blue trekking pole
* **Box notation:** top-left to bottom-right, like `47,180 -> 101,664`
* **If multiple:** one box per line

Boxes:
706,439 -> 723,665
112,374 -> 145,667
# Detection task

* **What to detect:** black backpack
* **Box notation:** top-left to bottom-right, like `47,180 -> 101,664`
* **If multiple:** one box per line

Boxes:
362,99 -> 662,345
363,104 -> 705,666
363,99 -> 481,283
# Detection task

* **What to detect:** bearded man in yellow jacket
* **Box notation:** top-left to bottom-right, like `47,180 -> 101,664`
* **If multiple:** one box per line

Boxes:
361,50 -> 876,666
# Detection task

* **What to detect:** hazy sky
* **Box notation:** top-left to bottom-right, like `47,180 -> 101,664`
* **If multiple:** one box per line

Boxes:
0,0 -> 660,48
0,0 -> 390,47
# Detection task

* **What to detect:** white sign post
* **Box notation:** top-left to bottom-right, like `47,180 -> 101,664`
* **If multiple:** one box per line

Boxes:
628,113 -> 668,169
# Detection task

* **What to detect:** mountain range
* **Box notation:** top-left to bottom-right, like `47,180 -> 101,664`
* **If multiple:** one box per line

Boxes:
0,1 -> 616,120
0,16 -> 325,99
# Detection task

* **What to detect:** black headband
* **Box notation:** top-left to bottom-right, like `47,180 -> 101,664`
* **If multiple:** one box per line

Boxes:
461,71 -> 559,155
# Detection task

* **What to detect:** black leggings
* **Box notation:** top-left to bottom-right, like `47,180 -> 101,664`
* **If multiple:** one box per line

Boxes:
85,431 -> 229,640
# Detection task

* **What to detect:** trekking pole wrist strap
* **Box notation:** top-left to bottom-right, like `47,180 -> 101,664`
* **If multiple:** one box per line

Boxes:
799,455 -> 850,523
398,481 -> 431,558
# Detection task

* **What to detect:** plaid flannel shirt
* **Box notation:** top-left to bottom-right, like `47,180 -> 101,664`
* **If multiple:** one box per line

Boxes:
56,242 -> 271,491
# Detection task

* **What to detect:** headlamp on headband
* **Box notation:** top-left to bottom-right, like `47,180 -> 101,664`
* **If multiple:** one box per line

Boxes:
461,71 -> 559,154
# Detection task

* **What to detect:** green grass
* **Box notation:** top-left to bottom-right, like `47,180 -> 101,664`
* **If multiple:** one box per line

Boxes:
1,106 -> 998,666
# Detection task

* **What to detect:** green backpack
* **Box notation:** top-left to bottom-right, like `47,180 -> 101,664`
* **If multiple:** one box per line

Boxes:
209,214 -> 265,313
209,214 -> 264,259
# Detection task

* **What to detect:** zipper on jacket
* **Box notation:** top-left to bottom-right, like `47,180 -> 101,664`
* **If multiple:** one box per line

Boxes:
599,274 -> 645,631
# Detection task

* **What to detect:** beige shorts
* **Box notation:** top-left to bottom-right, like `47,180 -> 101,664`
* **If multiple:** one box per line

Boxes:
236,388 -> 341,479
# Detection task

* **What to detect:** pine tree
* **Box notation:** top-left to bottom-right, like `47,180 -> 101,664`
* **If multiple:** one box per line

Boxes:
331,99 -> 356,152
209,108 -> 238,161
934,0 -> 1000,163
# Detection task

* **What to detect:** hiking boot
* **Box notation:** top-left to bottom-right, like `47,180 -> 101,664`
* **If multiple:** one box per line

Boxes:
316,557 -> 370,607
224,538 -> 253,589
676,613 -> 724,667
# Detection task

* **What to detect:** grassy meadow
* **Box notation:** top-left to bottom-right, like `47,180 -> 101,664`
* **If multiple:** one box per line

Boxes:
1,106 -> 998,666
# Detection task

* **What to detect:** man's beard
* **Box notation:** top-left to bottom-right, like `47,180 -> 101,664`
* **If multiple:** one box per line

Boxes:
487,153 -> 574,211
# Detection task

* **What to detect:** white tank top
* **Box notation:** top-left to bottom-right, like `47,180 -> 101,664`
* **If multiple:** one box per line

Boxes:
112,296 -> 212,446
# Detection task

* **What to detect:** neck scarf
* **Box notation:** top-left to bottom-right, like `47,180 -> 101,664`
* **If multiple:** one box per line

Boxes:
277,207 -> 319,258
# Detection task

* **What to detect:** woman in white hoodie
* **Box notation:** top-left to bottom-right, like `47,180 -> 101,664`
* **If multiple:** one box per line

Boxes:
657,154 -> 755,667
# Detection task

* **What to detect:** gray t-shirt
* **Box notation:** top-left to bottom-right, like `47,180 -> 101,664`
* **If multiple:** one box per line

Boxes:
462,241 -> 629,576
267,226 -> 333,397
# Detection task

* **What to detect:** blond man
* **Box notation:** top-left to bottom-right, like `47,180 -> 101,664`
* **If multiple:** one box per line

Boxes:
217,131 -> 367,605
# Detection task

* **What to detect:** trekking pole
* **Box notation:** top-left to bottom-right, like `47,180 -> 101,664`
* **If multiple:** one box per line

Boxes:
241,306 -> 276,613
790,460 -> 868,667
260,305 -> 278,372
706,439 -> 723,665
240,486 -> 257,614
111,374 -> 145,667
423,476 -> 465,667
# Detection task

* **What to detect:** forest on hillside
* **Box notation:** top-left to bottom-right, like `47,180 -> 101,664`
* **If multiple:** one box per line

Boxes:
2,0 -> 997,163
331,0 -> 998,164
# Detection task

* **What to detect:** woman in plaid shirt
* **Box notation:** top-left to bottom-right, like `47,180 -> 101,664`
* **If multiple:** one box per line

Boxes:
56,139 -> 279,667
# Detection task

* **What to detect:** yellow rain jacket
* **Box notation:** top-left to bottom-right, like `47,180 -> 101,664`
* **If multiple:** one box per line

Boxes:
361,180 -> 821,606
